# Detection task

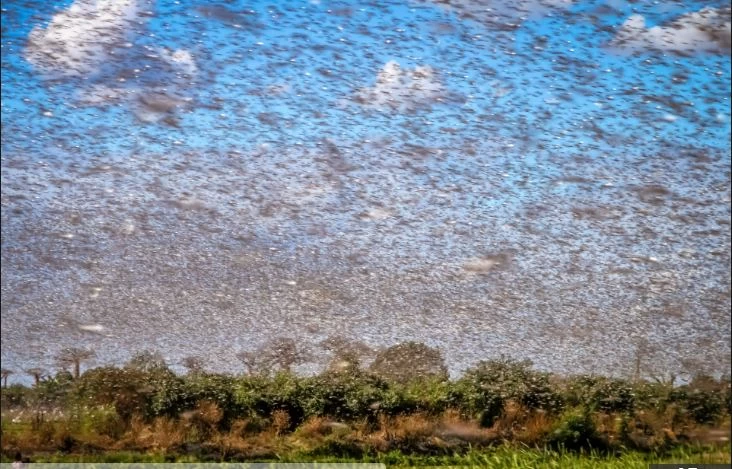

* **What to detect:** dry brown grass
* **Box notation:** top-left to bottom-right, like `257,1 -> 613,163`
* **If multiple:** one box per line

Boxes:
119,416 -> 186,452
385,413 -> 436,439
593,412 -> 623,446
434,408 -> 497,447
492,400 -> 529,437
359,411 -> 498,453
271,409 -> 291,436
515,411 -> 554,445
4,405 -> 730,460
362,413 -> 435,452
298,416 -> 330,437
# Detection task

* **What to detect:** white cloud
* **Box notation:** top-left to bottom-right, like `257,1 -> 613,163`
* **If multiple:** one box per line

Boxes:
158,48 -> 198,77
354,61 -> 445,112
611,7 -> 731,55
25,0 -> 141,77
75,84 -> 135,105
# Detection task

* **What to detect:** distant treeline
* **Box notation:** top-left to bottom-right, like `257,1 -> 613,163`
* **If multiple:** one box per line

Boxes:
1,340 -> 730,459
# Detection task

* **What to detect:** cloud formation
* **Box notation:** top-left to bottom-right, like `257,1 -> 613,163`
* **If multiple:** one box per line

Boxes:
611,7 -> 731,55
158,48 -> 198,77
354,61 -> 445,112
25,0 -> 141,77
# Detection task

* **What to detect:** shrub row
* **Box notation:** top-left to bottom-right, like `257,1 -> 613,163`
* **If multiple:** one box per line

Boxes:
2,359 -> 730,430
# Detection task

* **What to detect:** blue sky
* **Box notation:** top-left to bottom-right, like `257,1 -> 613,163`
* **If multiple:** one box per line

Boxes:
1,0 -> 730,381
2,0 -> 729,158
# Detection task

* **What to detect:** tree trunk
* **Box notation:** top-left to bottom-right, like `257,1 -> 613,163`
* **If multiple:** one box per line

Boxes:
74,360 -> 80,379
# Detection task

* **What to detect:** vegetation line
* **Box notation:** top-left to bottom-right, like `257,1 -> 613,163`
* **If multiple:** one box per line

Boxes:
1,340 -> 730,463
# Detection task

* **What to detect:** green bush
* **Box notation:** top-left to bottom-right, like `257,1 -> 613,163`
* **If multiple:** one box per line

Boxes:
35,372 -> 74,409
684,389 -> 726,425
182,373 -> 243,426
78,405 -> 126,439
6,342 -> 731,457
301,369 -> 388,421
454,358 -> 564,425
548,409 -> 606,451
73,367 -> 153,422
629,381 -> 670,412
379,385 -> 419,416
233,372 -> 306,429
1,383 -> 30,408
449,377 -> 504,427
564,376 -> 635,413
403,378 -> 453,415
147,373 -> 192,418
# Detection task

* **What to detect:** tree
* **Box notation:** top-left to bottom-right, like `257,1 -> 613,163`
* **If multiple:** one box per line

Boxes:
630,338 -> 689,385
369,341 -> 448,384
261,337 -> 312,373
319,336 -> 373,372
461,357 -> 564,414
0,368 -> 13,388
56,347 -> 96,379
236,350 -> 261,375
74,367 -> 152,422
182,356 -> 205,374
125,350 -> 169,373
25,368 -> 46,386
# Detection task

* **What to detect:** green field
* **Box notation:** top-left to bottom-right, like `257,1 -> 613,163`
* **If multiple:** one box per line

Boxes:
2,444 -> 730,468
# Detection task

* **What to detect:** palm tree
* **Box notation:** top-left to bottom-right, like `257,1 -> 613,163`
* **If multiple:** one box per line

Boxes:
0,368 -> 13,388
25,368 -> 46,386
56,347 -> 96,379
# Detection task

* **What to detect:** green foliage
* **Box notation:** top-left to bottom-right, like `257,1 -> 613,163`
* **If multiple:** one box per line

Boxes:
301,369 -> 388,421
35,372 -> 74,408
564,375 -> 635,413
683,389 -> 726,425
183,373 -> 242,424
402,377 -> 453,414
378,385 -> 419,416
660,379 -> 728,425
261,372 -> 307,428
78,404 -> 126,439
1,383 -> 30,408
147,373 -> 191,418
628,381 -> 671,412
449,375 -> 505,427
5,342 -> 731,460
548,409 -> 606,451
233,372 -> 305,428
455,357 -> 564,426
73,367 -> 153,421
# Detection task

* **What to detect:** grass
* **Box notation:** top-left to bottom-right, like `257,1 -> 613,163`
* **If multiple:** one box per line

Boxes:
2,407 -> 730,466
1,444 -> 729,468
